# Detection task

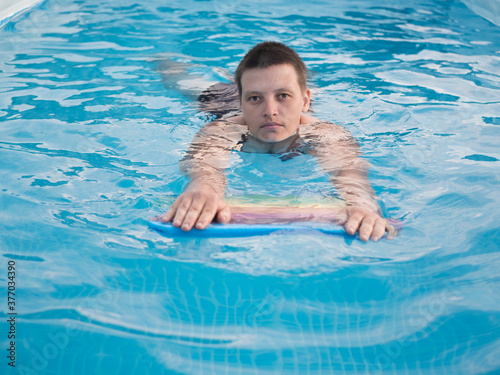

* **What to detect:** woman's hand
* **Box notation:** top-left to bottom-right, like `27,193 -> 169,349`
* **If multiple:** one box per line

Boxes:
159,183 -> 231,231
340,206 -> 397,242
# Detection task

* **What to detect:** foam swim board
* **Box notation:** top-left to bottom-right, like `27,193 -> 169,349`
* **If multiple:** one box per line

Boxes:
147,220 -> 346,238
149,194 -> 400,238
150,194 -> 349,238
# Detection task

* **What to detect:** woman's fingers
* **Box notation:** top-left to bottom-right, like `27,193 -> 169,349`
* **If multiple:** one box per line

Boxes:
216,204 -> 231,224
161,186 -> 230,231
344,207 -> 396,242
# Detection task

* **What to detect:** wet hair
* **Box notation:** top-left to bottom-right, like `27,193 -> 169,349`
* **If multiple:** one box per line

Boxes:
234,41 -> 308,97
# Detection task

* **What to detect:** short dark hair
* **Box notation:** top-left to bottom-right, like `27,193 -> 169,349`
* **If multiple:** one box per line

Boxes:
234,41 -> 308,97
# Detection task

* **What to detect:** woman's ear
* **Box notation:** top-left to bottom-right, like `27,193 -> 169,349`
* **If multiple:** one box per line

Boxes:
302,89 -> 311,112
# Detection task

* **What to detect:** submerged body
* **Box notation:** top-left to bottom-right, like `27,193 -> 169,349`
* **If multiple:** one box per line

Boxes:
160,42 -> 395,241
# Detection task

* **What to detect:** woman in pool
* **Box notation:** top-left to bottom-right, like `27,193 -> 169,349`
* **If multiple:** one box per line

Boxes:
159,41 -> 396,242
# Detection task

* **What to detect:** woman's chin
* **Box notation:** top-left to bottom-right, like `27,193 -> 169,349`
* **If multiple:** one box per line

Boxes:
256,131 -> 295,144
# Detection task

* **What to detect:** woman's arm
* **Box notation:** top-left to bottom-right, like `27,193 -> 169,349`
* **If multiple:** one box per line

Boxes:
305,122 -> 395,241
160,121 -> 242,231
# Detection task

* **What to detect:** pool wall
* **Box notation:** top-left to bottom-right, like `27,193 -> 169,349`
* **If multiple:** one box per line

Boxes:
462,0 -> 500,26
0,0 -> 45,28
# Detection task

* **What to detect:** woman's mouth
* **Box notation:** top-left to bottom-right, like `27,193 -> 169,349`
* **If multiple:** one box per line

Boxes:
261,122 -> 283,130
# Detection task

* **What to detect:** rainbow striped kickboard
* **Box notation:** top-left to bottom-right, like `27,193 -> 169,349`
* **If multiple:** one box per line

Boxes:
149,194 -> 400,238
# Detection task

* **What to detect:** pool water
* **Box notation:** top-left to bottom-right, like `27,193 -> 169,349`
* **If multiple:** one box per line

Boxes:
1,0 -> 500,373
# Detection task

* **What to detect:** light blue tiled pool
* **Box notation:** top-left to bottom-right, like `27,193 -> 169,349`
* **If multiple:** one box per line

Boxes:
1,0 -> 500,373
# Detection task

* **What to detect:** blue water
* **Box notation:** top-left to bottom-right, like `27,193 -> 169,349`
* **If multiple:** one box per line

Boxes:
1,0 -> 500,374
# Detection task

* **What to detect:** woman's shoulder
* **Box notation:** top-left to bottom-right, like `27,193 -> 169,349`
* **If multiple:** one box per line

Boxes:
300,119 -> 352,139
197,118 -> 247,143
220,115 -> 247,126
202,117 -> 246,131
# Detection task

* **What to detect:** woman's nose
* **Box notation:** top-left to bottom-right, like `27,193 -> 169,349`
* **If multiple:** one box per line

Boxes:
264,99 -> 277,119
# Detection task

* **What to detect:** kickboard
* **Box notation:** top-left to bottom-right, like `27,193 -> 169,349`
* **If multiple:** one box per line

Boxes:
150,194 -> 401,238
148,220 -> 346,238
